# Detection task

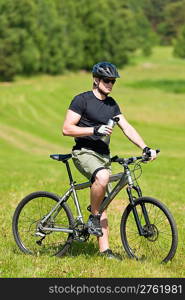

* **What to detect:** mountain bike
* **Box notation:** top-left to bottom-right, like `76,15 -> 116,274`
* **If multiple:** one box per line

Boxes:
12,150 -> 178,263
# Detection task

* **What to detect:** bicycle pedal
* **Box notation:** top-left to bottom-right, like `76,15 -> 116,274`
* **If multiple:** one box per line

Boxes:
88,227 -> 103,237
35,231 -> 45,237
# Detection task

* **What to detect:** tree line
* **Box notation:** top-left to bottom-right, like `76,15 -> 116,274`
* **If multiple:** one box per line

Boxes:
0,0 -> 185,81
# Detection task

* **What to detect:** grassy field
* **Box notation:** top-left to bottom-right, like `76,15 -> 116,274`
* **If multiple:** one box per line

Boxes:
0,47 -> 185,278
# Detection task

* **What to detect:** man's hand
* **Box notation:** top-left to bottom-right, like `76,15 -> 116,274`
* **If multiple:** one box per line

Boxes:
94,125 -> 112,136
142,147 -> 157,161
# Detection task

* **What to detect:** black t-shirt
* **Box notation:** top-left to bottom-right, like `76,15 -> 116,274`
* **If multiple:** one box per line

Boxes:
68,91 -> 121,155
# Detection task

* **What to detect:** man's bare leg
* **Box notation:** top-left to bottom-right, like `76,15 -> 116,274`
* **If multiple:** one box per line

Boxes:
90,169 -> 110,252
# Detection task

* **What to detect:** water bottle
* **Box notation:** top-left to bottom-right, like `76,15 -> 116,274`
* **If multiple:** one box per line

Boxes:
101,117 -> 119,144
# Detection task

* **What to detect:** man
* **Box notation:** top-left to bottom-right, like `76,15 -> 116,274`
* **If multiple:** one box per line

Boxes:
62,61 -> 157,260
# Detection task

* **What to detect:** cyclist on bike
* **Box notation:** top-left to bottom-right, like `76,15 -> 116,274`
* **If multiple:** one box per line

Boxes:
62,61 -> 157,260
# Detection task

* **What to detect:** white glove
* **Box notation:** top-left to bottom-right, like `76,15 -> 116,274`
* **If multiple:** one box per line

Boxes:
149,149 -> 157,160
94,125 -> 111,136
143,147 -> 157,161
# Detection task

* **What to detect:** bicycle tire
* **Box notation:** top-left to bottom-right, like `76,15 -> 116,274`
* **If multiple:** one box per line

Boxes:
12,191 -> 75,257
120,197 -> 178,263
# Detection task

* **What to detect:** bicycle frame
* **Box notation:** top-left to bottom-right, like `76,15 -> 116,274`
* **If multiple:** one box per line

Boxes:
70,160 -> 153,237
40,158 -> 151,238
39,169 -> 127,233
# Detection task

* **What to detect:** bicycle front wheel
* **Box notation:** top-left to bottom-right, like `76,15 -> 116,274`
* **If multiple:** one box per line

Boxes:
120,197 -> 178,263
12,191 -> 75,256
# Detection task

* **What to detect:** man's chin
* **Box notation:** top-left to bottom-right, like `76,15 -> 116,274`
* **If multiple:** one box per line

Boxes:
104,89 -> 111,95
98,88 -> 110,96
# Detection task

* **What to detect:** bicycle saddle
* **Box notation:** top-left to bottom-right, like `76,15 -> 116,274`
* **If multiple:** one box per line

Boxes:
50,154 -> 72,162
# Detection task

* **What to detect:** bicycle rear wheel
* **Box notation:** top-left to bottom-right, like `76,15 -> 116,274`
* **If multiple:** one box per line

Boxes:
120,197 -> 178,263
12,191 -> 75,256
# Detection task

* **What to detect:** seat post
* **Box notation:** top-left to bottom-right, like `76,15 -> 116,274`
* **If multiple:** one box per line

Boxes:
65,161 -> 74,184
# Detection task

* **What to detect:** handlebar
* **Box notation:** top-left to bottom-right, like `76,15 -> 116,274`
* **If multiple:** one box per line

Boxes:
111,149 -> 160,165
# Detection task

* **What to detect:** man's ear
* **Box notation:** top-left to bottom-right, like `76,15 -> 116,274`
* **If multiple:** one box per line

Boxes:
93,77 -> 100,87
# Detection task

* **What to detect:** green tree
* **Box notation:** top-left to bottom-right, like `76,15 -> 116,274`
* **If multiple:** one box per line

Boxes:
78,0 -> 143,69
55,0 -> 85,70
0,0 -> 41,80
136,0 -> 185,45
127,0 -> 158,56
158,0 -> 185,44
0,0 -> 160,81
35,0 -> 66,74
173,25 -> 185,58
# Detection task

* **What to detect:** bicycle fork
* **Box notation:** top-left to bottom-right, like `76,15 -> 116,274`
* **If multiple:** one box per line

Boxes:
126,186 -> 152,237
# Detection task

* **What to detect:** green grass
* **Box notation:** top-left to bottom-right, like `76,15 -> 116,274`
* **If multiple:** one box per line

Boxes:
126,79 -> 185,93
0,46 -> 185,278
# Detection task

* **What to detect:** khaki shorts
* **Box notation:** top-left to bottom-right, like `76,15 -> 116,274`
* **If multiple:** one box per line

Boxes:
72,148 -> 112,193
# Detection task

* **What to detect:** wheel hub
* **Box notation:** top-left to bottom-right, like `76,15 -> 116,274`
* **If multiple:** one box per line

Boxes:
143,224 -> 159,241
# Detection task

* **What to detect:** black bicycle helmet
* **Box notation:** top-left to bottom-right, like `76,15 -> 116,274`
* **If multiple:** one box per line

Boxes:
92,61 -> 120,78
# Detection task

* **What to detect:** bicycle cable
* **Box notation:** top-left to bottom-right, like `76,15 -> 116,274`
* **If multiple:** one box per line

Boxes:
131,161 -> 142,185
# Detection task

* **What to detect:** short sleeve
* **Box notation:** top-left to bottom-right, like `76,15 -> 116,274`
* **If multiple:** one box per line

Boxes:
114,102 -> 121,116
68,94 -> 86,116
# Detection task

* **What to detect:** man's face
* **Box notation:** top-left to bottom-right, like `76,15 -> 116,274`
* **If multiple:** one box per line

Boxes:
98,77 -> 116,94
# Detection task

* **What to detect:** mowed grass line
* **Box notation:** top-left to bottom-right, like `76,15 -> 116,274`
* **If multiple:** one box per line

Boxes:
0,47 -> 185,278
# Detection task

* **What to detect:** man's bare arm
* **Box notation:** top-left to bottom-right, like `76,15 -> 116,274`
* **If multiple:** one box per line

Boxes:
62,109 -> 94,137
116,114 -> 147,150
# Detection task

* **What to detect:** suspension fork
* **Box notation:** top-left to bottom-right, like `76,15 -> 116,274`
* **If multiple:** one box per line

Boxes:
126,186 -> 150,236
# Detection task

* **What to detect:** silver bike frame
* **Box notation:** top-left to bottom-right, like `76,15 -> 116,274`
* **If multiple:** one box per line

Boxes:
40,170 -> 130,233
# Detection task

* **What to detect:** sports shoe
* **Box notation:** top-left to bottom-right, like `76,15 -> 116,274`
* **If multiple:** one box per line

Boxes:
99,249 -> 123,261
87,214 -> 103,237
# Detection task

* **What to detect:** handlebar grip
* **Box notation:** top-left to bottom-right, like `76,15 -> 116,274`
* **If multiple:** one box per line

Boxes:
111,155 -> 119,162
